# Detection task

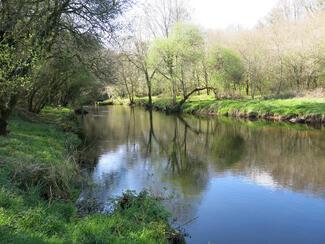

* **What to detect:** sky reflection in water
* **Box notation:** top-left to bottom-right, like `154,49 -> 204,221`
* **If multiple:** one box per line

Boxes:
81,106 -> 325,244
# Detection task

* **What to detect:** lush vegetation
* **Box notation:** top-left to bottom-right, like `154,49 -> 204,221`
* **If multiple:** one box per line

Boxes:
135,95 -> 325,122
1,0 -> 324,134
0,109 -> 181,243
0,0 -> 131,135
1,0 -> 325,243
0,1 -> 186,243
112,0 -> 325,120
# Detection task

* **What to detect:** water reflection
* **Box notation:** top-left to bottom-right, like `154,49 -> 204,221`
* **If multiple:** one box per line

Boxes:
81,106 -> 325,243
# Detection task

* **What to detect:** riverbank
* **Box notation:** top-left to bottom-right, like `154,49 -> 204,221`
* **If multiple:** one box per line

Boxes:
0,108 -> 183,243
96,97 -> 128,106
135,96 -> 325,124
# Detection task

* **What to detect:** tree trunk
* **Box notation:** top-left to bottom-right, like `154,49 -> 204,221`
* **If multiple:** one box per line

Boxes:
178,86 -> 215,108
167,58 -> 176,105
28,90 -> 36,112
148,84 -> 152,108
204,68 -> 209,95
181,67 -> 186,98
0,95 -> 17,136
250,73 -> 255,99
0,108 -> 12,136
0,115 -> 9,136
245,79 -> 249,96
276,60 -> 284,96
172,80 -> 177,105
196,71 -> 201,95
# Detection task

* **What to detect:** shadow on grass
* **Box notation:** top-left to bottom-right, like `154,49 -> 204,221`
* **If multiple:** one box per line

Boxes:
0,226 -> 45,244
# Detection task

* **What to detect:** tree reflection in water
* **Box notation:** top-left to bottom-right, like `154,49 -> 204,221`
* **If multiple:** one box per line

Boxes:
81,106 -> 325,224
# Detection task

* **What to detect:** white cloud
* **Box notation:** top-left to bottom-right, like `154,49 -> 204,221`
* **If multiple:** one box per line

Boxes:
189,0 -> 278,29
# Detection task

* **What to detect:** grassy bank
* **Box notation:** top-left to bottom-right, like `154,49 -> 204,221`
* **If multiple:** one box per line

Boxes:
96,97 -> 129,106
135,96 -> 325,123
0,108 -> 182,243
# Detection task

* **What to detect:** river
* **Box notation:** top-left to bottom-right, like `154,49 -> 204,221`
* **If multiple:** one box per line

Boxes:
80,106 -> 325,244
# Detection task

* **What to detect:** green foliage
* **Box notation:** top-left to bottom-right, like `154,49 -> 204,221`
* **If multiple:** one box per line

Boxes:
0,0 -> 132,135
171,23 -> 204,61
135,96 -> 325,121
0,112 -> 80,199
0,114 -> 78,166
40,107 -> 74,122
26,32 -> 110,113
0,184 -> 78,243
183,97 -> 325,118
135,96 -> 181,111
72,191 -> 174,243
40,107 -> 82,134
208,45 -> 245,92
149,23 -> 205,100
0,187 -> 176,243
96,97 -> 129,106
0,110 -> 178,243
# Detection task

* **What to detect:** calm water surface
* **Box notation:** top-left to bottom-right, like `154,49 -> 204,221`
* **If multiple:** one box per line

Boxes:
80,106 -> 325,244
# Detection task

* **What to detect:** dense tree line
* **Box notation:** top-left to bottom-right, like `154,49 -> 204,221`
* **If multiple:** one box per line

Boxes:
115,0 -> 325,106
0,0 -> 131,135
1,0 -> 325,134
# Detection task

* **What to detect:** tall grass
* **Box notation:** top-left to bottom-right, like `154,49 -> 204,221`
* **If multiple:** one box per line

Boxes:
0,108 -> 181,243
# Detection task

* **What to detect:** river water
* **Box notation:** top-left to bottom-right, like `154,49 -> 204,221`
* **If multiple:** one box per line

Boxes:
80,106 -> 325,244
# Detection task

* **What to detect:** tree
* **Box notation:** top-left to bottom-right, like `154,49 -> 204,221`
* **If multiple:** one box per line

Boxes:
0,0 -> 131,135
142,0 -> 190,38
149,23 -> 205,104
114,0 -> 191,108
26,31 -> 115,112
116,54 -> 141,104
120,38 -> 159,108
208,45 -> 245,96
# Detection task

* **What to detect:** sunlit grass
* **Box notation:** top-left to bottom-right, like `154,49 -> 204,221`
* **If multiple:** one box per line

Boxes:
72,191 -> 177,243
136,96 -> 325,119
183,98 -> 325,116
0,118 -> 79,165
0,109 -> 178,243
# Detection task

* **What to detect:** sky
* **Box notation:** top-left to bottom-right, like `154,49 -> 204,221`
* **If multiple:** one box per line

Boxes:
189,0 -> 278,29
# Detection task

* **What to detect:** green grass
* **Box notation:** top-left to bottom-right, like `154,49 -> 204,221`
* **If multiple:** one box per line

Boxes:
0,118 -> 78,166
0,108 -> 180,243
73,191 -> 179,243
41,107 -> 74,121
96,97 -> 129,106
183,98 -> 325,116
135,96 -> 325,122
